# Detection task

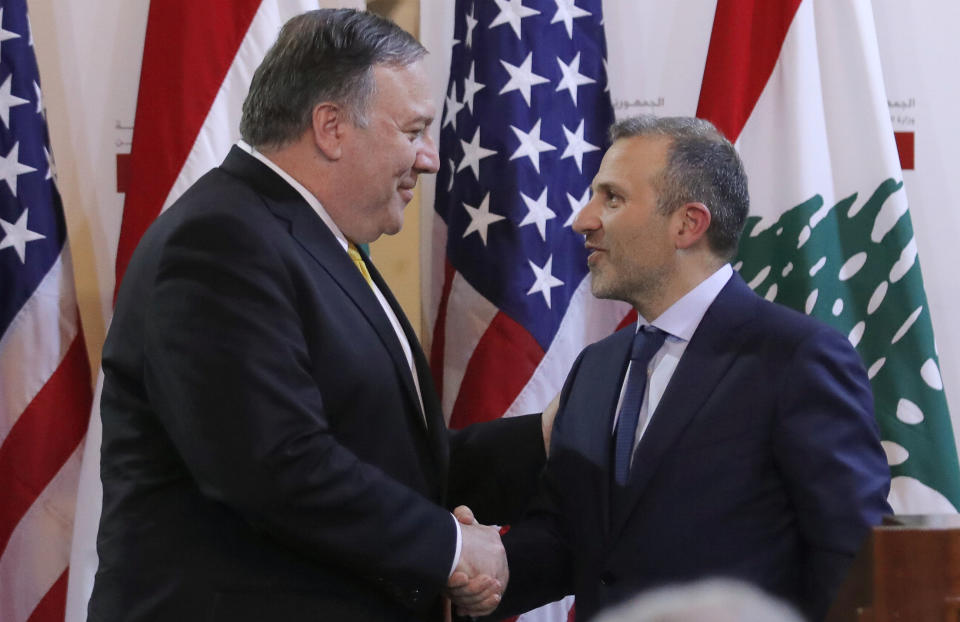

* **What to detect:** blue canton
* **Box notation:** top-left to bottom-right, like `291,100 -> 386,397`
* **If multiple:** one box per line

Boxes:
0,0 -> 65,337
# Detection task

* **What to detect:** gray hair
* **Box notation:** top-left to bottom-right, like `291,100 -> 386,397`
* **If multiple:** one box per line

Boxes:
240,9 -> 426,149
594,579 -> 804,622
609,115 -> 749,260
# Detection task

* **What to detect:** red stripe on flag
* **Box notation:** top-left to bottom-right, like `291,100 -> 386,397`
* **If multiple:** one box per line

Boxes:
894,131 -> 915,170
616,309 -> 638,331
449,312 -> 544,429
115,0 -> 262,292
25,568 -> 68,622
115,153 -> 131,194
430,260 -> 457,399
0,334 -> 91,555
696,0 -> 803,142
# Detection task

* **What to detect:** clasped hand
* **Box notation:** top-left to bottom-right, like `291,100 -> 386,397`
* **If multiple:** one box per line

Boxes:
446,505 -> 508,617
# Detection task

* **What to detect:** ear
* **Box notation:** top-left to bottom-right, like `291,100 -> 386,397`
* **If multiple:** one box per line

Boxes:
311,102 -> 346,160
674,202 -> 711,250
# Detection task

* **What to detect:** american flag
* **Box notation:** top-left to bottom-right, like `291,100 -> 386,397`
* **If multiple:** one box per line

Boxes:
0,1 -> 92,621
430,1 -> 627,618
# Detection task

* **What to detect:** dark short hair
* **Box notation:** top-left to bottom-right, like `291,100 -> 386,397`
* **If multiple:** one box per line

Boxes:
240,9 -> 426,149
609,116 -> 749,259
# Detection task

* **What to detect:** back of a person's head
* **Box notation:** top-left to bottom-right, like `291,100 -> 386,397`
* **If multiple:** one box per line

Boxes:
594,579 -> 805,622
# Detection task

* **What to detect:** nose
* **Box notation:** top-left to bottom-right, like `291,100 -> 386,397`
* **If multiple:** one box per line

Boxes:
416,132 -> 440,174
572,194 -> 601,235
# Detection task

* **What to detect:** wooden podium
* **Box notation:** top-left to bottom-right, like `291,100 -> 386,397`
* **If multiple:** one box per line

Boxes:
826,515 -> 960,622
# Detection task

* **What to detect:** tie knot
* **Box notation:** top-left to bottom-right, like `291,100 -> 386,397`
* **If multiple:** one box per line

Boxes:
347,243 -> 374,288
631,326 -> 667,361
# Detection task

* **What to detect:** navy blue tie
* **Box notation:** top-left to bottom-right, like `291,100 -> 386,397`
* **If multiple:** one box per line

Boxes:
613,326 -> 667,486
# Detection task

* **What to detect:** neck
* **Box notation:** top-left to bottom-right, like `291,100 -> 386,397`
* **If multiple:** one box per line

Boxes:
257,138 -> 330,203
634,253 -> 725,321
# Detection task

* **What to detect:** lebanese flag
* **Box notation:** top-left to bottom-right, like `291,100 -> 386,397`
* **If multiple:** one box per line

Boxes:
701,0 -> 960,513
64,2 -> 362,620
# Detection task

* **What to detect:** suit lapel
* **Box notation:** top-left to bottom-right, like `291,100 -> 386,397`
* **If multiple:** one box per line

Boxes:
219,147 -> 436,447
596,330 -> 633,538
609,274 -> 761,538
565,328 -> 633,539
364,251 -> 449,477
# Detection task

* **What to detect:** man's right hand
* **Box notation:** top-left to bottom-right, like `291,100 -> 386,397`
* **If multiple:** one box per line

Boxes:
447,505 -> 508,617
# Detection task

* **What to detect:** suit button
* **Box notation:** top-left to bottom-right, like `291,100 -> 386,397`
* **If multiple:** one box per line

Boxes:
599,571 -> 616,586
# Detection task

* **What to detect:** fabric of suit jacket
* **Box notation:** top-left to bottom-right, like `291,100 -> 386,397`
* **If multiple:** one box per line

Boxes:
88,147 -> 544,622
496,273 -> 891,622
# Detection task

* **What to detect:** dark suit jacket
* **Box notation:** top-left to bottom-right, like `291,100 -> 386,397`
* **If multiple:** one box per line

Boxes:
89,147 -> 544,622
496,273 -> 891,622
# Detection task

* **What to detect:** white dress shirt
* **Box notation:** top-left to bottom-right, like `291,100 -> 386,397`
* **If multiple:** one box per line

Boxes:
612,264 -> 734,464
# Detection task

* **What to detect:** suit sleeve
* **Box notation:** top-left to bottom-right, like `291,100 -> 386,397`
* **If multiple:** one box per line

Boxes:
772,325 -> 892,620
481,354 -> 588,619
447,413 -> 546,525
493,471 -> 575,618
142,211 -> 455,605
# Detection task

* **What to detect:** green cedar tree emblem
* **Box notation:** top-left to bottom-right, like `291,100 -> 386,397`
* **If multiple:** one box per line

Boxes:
735,179 -> 960,510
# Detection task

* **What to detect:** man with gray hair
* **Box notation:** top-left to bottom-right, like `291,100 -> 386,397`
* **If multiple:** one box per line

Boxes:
89,10 -> 547,622
451,116 -> 890,621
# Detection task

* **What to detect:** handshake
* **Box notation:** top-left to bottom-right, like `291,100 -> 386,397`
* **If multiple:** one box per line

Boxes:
446,391 -> 559,617
447,505 -> 509,618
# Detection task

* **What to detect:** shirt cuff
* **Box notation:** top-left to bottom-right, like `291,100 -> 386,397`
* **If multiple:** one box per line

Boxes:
448,513 -> 462,578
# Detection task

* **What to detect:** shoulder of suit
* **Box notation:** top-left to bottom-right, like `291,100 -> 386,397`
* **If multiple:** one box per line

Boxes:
157,166 -> 275,224
747,290 -> 851,350
135,177 -> 289,269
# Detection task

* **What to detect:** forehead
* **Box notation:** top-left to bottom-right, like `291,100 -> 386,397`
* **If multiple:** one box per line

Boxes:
370,61 -> 436,122
597,135 -> 671,182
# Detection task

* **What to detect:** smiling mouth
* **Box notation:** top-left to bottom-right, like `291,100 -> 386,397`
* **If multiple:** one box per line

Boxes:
399,177 -> 417,197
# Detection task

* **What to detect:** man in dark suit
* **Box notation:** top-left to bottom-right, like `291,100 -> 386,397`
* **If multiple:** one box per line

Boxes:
89,10 -> 546,622
451,116 -> 891,621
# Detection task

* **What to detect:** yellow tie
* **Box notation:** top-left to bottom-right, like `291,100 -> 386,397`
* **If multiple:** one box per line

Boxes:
347,243 -> 374,288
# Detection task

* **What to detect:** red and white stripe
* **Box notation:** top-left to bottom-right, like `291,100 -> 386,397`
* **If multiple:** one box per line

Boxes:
0,239 -> 92,621
64,3 -> 362,621
431,264 -> 628,429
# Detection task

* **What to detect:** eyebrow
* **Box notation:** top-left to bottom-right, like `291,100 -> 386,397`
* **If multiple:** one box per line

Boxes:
592,180 -> 625,195
394,116 -> 430,136
404,113 -> 434,129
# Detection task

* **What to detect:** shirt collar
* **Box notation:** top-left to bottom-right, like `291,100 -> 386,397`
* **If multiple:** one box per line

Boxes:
238,140 -> 349,252
638,263 -> 733,341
